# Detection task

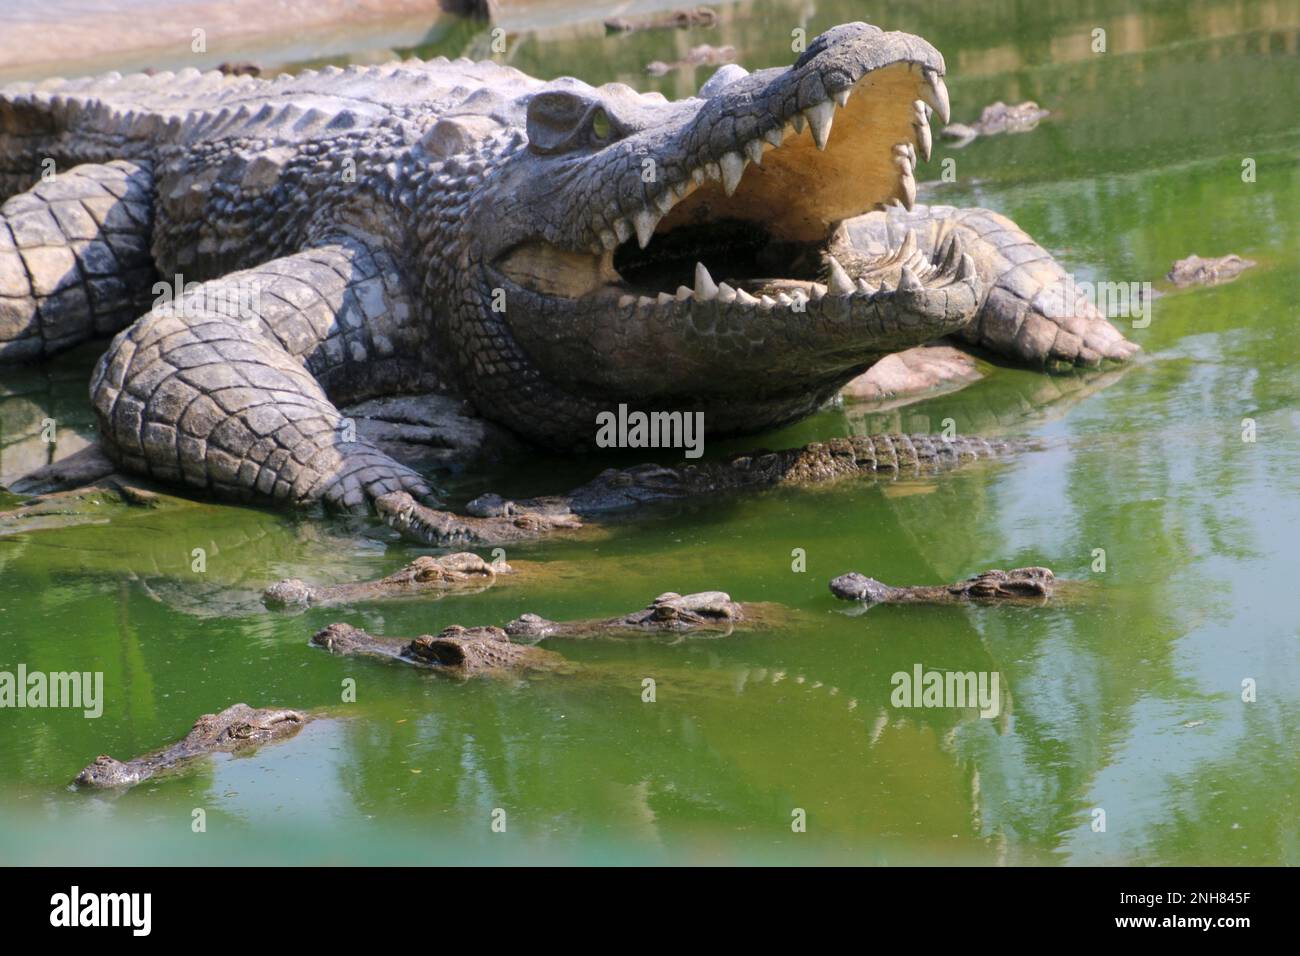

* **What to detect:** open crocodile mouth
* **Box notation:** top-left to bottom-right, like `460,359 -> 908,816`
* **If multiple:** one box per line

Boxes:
494,58 -> 976,330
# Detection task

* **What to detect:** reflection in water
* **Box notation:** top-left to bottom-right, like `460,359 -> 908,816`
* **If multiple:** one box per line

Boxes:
0,0 -> 1298,864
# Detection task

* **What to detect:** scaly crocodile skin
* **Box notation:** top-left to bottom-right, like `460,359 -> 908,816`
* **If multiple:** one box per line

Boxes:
1,23 -> 1135,520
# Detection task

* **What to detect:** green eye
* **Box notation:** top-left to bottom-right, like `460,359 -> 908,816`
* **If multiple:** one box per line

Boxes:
591,109 -> 611,141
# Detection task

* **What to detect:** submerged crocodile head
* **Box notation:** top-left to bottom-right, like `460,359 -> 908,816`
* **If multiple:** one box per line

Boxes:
74,754 -> 145,790
73,704 -> 308,789
439,23 -> 974,446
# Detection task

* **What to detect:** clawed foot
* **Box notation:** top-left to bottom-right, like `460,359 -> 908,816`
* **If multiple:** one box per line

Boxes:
374,491 -> 582,547
320,447 -> 440,515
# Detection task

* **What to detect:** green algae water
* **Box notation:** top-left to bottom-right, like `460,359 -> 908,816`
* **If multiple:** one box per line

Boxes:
1,0 -> 1298,865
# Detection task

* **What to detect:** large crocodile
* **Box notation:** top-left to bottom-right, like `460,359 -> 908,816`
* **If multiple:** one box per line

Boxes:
73,702 -> 310,789
0,22 -> 1137,543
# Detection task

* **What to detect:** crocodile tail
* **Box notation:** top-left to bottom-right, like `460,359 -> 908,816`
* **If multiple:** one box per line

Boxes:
0,69 -> 240,196
0,82 -> 154,198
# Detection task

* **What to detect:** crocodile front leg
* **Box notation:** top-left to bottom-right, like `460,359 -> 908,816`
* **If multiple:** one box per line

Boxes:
89,237 -> 438,513
0,160 -> 155,361
840,204 -> 1140,367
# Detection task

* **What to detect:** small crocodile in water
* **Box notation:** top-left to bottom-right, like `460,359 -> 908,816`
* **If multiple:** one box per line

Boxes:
646,45 -> 736,76
389,433 -> 1023,546
312,590 -> 766,676
605,7 -> 718,33
263,551 -> 510,608
829,566 -> 1056,605
73,703 -> 310,789
941,101 -> 1050,148
1166,254 -> 1256,288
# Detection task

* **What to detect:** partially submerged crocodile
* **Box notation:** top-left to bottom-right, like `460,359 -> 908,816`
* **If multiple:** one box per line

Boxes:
646,46 -> 736,77
390,432 -> 1023,545
1166,254 -> 1256,288
605,8 -> 718,33
941,101 -> 1050,148
829,566 -> 1056,605
507,589 -> 758,640
263,551 -> 509,607
0,22 -> 1137,547
314,620 -> 564,675
73,702 -> 309,789
312,590 -> 763,675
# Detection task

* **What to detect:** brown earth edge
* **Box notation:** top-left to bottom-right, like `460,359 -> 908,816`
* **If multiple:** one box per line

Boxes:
0,0 -> 706,83
0,0 -> 478,82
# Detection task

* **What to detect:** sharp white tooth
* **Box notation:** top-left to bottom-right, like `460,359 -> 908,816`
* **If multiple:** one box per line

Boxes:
638,295 -> 657,307
719,151 -> 746,196
914,98 -> 932,122
763,126 -> 784,147
744,139 -> 764,165
717,282 -> 737,304
833,87 -> 851,107
913,108 -> 932,162
804,100 -> 835,150
878,278 -> 892,294
705,161 -> 721,181
600,229 -> 617,251
899,229 -> 918,263
657,292 -> 675,304
619,294 -> 636,308
957,252 -> 977,280
673,179 -> 694,199
896,158 -> 916,211
735,288 -> 759,306
810,281 -> 828,299
759,295 -> 776,310
941,234 -> 961,273
921,68 -> 950,124
898,265 -> 923,293
856,278 -> 875,294
676,285 -> 693,301
776,292 -> 794,306
892,142 -> 916,172
694,262 -> 718,299
654,190 -> 674,215
613,218 -> 632,243
826,256 -> 854,296
632,208 -> 659,249
790,113 -> 805,134
691,167 -> 706,185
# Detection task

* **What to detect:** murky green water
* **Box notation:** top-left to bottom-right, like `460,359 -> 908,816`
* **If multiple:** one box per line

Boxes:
2,0 -> 1298,865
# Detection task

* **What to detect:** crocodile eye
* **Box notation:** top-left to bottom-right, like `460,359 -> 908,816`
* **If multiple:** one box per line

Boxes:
526,89 -> 619,154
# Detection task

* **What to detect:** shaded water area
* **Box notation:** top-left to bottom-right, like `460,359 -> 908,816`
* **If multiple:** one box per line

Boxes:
1,0 -> 1298,864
